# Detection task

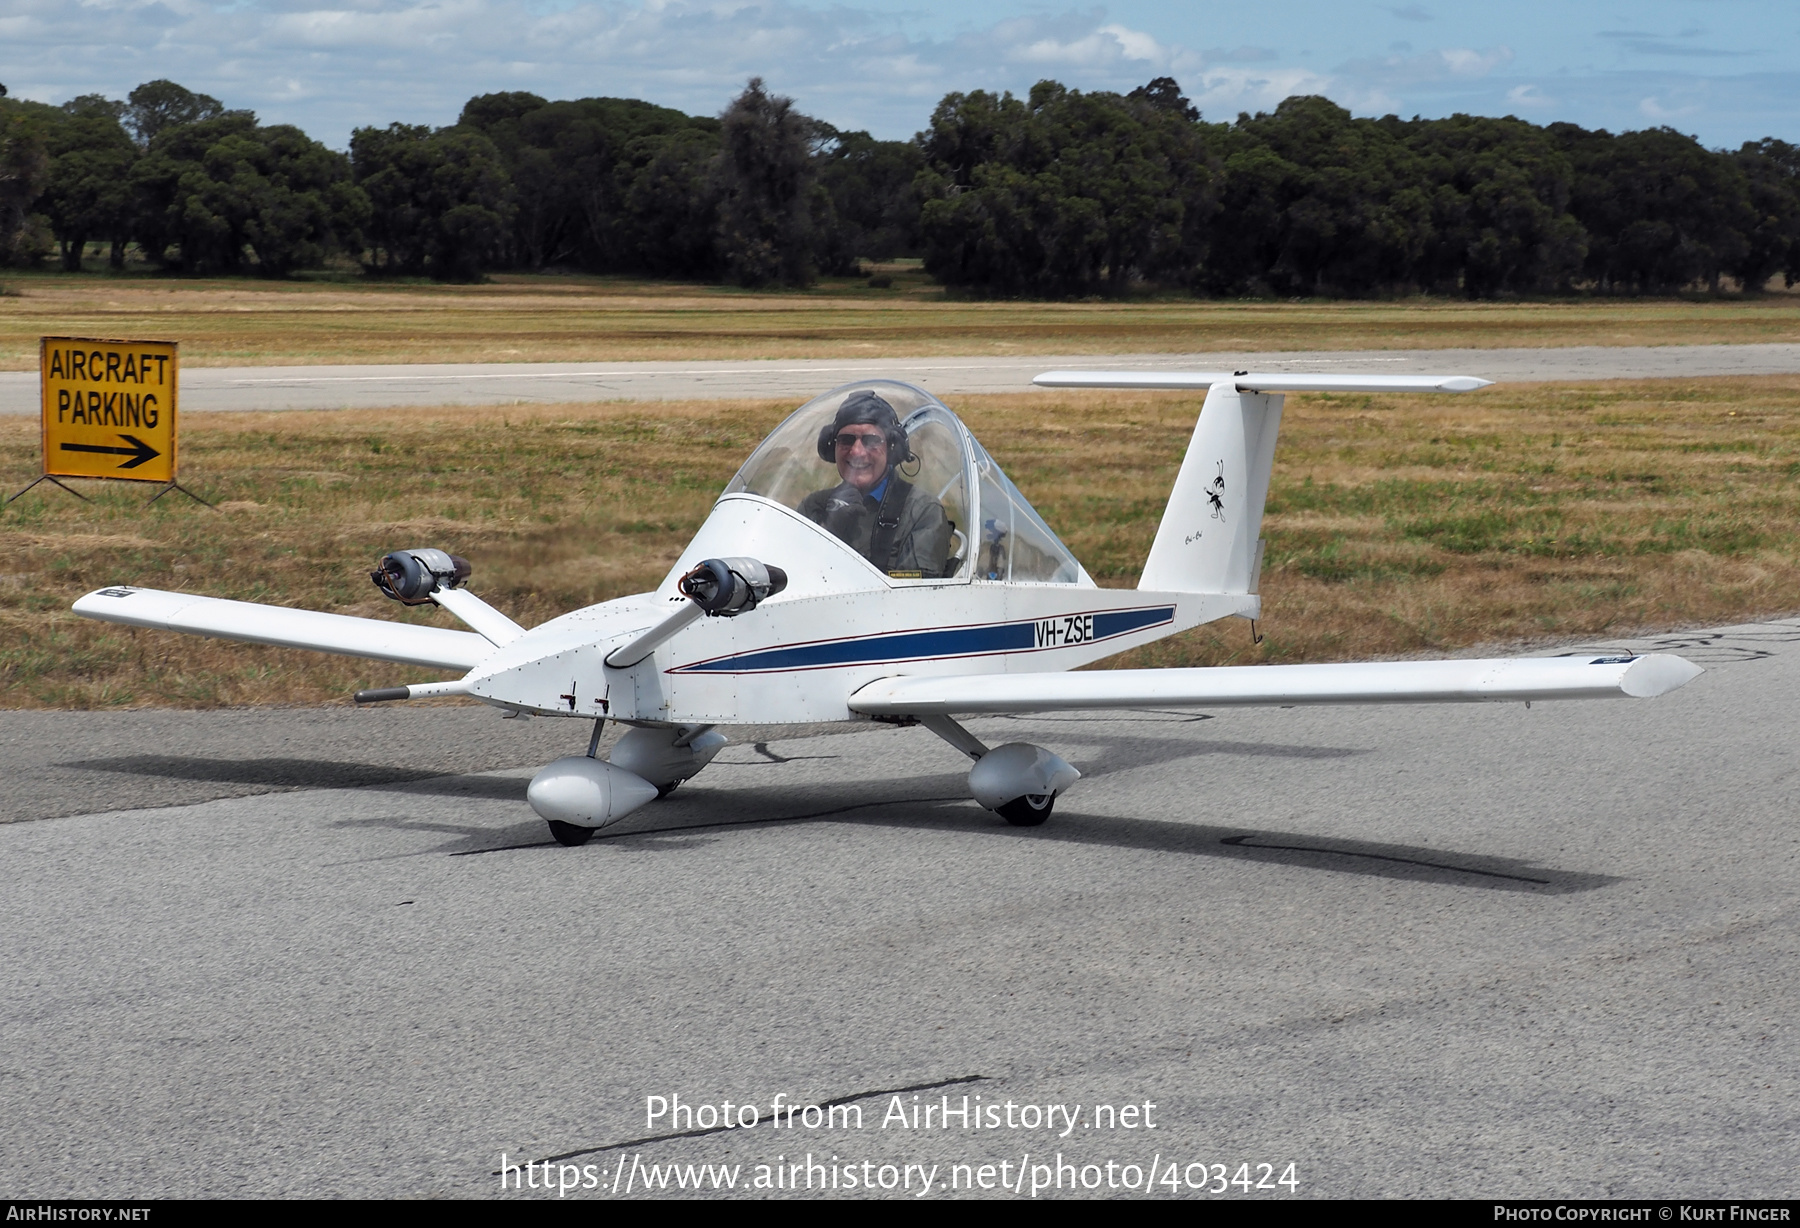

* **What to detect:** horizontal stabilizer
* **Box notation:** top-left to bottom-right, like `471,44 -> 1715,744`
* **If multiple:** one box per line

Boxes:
73,587 -> 492,672
849,654 -> 1702,716
1034,371 -> 1492,394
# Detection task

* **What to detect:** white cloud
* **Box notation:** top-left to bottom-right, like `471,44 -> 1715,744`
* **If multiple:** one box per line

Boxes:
1639,94 -> 1702,120
1009,21 -> 1175,69
266,2 -> 491,50
1098,23 -> 1161,63
1439,47 -> 1511,78
1191,65 -> 1335,116
1505,83 -> 1553,110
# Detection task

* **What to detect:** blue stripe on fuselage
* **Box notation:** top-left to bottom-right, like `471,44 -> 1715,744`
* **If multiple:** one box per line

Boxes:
670,605 -> 1175,674
1092,607 -> 1172,640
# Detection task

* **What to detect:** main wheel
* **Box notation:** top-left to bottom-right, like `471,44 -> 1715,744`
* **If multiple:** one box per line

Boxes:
547,820 -> 596,847
996,793 -> 1055,827
655,781 -> 680,799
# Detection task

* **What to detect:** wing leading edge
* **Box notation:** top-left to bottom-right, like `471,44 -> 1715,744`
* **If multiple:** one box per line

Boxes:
849,654 -> 1703,716
72,587 -> 493,672
1033,371 -> 1492,394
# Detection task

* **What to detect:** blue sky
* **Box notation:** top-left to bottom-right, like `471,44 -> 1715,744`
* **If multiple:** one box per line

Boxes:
3,0 -> 1797,150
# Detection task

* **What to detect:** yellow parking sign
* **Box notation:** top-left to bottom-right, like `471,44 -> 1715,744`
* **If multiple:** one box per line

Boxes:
40,337 -> 178,485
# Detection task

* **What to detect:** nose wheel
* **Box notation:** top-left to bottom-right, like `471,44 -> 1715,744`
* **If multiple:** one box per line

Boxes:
547,820 -> 596,847
995,793 -> 1055,827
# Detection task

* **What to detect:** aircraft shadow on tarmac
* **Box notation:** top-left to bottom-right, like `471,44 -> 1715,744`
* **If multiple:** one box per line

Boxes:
68,744 -> 1617,894
60,725 -> 1350,806
1045,729 -> 1370,780
778,791 -> 1612,895
62,754 -> 529,799
450,776 -> 1614,895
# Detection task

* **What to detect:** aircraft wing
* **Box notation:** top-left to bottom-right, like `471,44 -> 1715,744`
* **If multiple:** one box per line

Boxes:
849,654 -> 1702,716
1034,371 -> 1492,393
72,586 -> 492,672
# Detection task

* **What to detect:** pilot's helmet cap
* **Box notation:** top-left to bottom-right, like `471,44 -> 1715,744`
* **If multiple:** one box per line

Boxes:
817,389 -> 911,463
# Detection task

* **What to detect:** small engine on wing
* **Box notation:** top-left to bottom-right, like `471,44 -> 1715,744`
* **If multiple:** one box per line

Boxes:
678,556 -> 788,616
371,548 -> 472,606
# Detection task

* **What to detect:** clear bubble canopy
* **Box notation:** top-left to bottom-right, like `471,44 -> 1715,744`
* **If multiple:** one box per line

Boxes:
722,380 -> 1088,585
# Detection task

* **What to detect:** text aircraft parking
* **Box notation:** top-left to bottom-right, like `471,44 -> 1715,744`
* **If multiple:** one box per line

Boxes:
75,373 -> 1702,846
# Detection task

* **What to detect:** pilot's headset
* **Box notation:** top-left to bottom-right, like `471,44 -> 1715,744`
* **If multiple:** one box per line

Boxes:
816,390 -> 913,467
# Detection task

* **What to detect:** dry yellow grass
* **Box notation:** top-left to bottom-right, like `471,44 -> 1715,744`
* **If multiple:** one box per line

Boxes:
4,377 -> 1799,708
0,272 -> 1797,368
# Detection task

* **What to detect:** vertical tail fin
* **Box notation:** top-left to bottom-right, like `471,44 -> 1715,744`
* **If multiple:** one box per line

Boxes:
1040,367 -> 1489,595
1138,382 -> 1284,595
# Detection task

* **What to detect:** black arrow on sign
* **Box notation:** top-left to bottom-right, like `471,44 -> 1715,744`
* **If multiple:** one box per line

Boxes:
59,435 -> 161,469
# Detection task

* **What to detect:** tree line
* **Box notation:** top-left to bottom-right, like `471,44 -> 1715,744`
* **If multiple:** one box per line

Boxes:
0,75 -> 1795,296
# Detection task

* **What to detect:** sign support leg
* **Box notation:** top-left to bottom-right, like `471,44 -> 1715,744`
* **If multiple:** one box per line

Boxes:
5,474 -> 92,505
146,482 -> 217,510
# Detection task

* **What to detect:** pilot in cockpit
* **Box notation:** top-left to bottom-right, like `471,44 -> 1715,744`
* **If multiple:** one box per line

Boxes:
799,391 -> 952,578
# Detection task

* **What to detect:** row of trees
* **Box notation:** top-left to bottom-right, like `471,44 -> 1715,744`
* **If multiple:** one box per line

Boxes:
0,77 -> 918,285
917,82 -> 1800,296
352,83 -> 918,283
2,76 -> 1797,296
1,80 -> 368,277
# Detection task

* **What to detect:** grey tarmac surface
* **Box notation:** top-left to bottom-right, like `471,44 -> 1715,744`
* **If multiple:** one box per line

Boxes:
1,620 -> 1796,1199
5,343 -> 1800,415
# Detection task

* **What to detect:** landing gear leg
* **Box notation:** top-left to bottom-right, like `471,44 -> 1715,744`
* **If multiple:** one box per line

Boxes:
544,721 -> 613,837
913,717 -> 1076,828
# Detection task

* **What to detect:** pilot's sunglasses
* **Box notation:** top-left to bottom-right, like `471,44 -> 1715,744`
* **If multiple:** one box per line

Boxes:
836,432 -> 886,451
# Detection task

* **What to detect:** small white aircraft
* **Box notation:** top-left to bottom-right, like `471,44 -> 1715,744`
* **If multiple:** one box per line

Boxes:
74,371 -> 1702,846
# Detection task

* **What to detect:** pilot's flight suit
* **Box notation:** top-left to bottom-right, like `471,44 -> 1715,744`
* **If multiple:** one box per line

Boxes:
798,477 -> 952,578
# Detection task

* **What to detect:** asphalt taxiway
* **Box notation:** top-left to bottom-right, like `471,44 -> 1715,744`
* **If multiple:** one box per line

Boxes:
4,343 -> 1800,415
2,619 -> 1795,1198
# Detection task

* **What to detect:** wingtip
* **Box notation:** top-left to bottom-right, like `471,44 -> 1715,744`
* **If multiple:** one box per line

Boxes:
1620,653 -> 1705,698
71,585 -> 139,614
